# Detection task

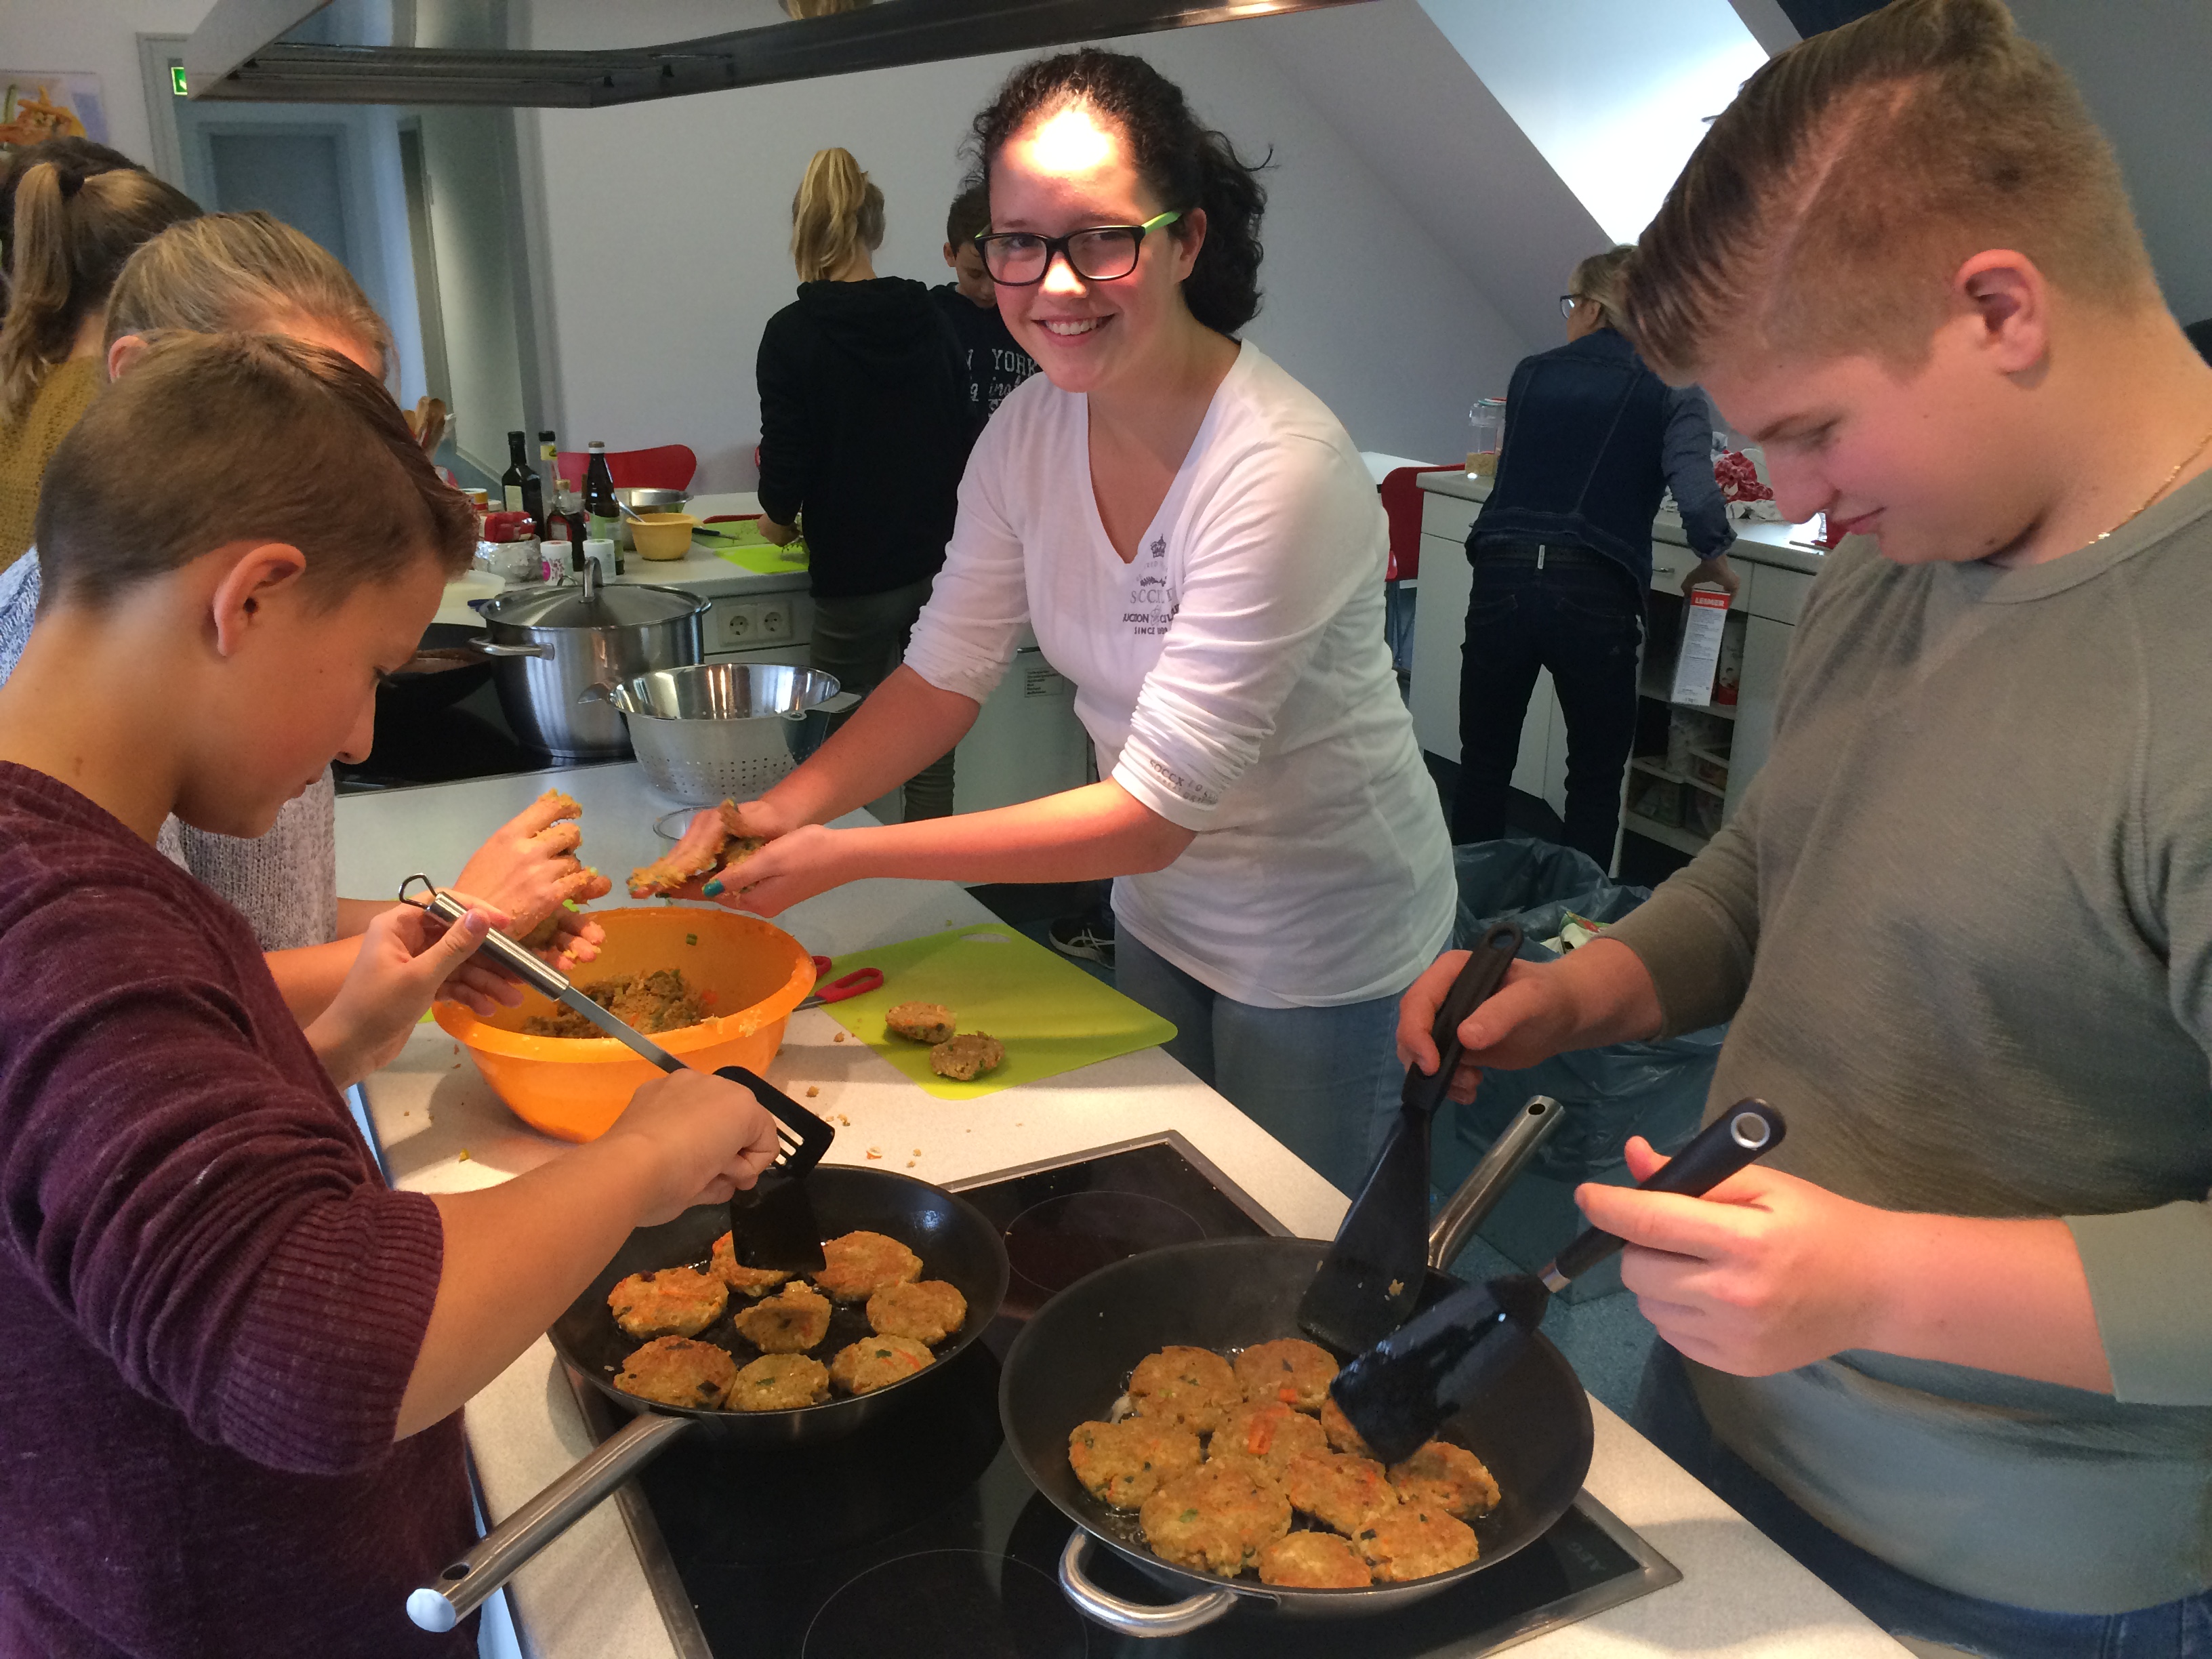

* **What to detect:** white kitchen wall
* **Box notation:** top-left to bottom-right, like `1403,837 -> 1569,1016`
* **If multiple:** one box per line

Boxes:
416,106 -> 530,476
523,12 -> 1534,489
5,0 -> 211,174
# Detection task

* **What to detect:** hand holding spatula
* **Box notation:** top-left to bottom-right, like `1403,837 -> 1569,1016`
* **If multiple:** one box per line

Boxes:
1331,1099 -> 1786,1465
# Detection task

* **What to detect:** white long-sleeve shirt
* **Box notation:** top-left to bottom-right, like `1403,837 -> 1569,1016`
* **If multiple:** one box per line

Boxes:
905,344 -> 1453,1008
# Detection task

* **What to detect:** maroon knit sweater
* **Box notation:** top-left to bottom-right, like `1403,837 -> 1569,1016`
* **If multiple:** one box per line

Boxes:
0,765 -> 474,1657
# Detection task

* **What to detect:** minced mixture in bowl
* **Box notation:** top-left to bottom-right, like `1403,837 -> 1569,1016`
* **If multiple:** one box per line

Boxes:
523,967 -> 711,1038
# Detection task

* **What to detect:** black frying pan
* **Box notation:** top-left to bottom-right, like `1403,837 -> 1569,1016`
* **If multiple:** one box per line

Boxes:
406,1167 -> 1010,1633
999,1169 -> 1592,1635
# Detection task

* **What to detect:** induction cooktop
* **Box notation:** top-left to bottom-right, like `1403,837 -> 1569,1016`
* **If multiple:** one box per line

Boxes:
562,1135 -> 1679,1658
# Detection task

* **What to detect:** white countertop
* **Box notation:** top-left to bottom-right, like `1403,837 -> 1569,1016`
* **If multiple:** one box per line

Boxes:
339,762 -> 1904,1659
1418,469 -> 1829,575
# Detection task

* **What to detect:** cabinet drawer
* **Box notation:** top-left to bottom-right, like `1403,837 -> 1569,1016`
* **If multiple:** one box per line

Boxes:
1748,565 -> 1814,624
1650,542 -> 1746,609
1420,491 -> 1479,543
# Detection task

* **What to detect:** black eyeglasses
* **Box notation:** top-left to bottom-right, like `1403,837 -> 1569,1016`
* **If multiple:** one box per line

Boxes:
1559,293 -> 1586,317
975,211 -> 1182,286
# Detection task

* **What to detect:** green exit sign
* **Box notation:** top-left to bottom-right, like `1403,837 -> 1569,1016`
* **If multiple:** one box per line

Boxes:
170,65 -> 187,96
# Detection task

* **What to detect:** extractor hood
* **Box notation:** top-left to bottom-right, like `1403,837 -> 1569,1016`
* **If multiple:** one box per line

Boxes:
183,0 -> 1372,107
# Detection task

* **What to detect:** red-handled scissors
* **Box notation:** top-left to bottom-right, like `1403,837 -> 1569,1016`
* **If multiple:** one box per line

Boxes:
800,956 -> 883,1008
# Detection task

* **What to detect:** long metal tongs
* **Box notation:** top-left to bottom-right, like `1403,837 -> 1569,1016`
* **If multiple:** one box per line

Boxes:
398,876 -> 832,1271
1297,922 -> 1523,1355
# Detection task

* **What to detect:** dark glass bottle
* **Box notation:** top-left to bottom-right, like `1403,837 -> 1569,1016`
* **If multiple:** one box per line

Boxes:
583,441 -> 623,573
503,430 -> 545,534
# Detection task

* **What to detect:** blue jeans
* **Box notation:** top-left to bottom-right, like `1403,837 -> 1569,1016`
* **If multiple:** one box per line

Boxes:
1452,539 -> 1643,865
1633,1345 -> 2212,1657
1115,928 -> 1406,1197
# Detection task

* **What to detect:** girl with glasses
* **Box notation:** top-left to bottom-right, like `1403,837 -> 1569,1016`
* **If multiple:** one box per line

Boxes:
678,49 -> 1454,1194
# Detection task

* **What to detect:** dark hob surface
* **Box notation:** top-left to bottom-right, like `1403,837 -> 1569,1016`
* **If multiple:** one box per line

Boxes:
565,1137 -> 1677,1658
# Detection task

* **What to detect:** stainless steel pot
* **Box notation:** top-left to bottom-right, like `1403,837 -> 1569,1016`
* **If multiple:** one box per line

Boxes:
580,663 -> 860,804
478,566 -> 708,760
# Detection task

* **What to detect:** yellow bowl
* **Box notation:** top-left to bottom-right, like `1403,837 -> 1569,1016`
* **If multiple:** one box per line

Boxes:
630,512 -> 699,560
436,907 -> 815,1142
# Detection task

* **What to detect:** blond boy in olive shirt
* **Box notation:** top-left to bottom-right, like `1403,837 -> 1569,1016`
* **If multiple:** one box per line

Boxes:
1400,1 -> 2212,1648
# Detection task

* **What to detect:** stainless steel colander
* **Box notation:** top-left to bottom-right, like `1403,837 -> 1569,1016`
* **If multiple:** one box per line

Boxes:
580,663 -> 858,803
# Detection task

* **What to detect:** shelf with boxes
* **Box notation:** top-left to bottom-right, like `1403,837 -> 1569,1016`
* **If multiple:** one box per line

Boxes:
1624,587 -> 1747,857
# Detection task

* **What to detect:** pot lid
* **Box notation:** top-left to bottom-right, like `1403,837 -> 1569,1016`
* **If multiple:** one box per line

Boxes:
485,579 -> 705,630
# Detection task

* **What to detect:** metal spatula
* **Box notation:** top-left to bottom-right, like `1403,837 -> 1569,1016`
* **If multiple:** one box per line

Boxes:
1297,922 -> 1523,1355
1331,1099 -> 1786,1464
403,880 -> 832,1271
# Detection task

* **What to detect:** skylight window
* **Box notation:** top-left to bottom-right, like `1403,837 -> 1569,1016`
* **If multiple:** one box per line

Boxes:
1417,0 -> 1770,243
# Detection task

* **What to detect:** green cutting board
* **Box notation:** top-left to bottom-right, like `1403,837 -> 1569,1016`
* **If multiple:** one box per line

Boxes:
824,924 -> 1176,1099
699,516 -> 811,577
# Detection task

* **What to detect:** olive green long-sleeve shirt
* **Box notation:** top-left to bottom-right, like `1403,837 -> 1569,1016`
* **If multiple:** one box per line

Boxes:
1606,469 -> 2212,1614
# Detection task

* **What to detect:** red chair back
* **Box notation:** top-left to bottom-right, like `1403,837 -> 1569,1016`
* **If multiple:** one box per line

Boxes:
553,444 -> 698,493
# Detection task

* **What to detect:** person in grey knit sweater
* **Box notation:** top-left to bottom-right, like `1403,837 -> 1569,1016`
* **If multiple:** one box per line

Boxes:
0,212 -> 606,1023
1399,2 -> 2212,1651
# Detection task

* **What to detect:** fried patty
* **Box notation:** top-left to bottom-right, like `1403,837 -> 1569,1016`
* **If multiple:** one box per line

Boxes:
1127,1345 -> 1242,1436
866,1279 -> 967,1345
607,1266 -> 728,1339
1258,1531 -> 1372,1589
732,1281 -> 832,1353
1067,1417 -> 1204,1510
829,1334 -> 935,1394
1354,1505 -> 1479,1581
1138,1462 -> 1291,1580
812,1230 -> 924,1303
884,1001 -> 957,1044
928,1033 -> 1004,1081
710,1231 -> 792,1298
1319,1393 -> 1374,1460
1282,1450 -> 1398,1538
1387,1440 -> 1500,1520
613,1336 -> 738,1410
1235,1338 -> 1338,1412
731,1353 -> 830,1410
1206,1399 -> 1329,1481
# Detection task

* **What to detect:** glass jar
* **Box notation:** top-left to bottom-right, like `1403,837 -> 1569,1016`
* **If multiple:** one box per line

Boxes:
1467,397 -> 1506,477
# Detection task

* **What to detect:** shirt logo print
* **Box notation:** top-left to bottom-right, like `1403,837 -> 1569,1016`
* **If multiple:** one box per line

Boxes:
1122,537 -> 1177,636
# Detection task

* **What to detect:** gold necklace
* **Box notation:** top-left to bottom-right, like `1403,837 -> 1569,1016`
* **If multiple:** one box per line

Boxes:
2089,424 -> 2212,544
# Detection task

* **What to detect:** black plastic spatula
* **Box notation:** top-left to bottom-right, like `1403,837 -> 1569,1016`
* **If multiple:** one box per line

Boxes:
1297,922 -> 1523,1356
1331,1098 -> 1786,1465
403,880 -> 834,1271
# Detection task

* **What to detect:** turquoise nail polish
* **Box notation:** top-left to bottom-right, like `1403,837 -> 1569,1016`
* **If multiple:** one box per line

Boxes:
702,878 -> 724,897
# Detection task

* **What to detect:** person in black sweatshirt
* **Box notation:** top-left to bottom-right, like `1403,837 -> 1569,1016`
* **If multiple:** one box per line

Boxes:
756,148 -> 969,819
927,182 -> 1039,445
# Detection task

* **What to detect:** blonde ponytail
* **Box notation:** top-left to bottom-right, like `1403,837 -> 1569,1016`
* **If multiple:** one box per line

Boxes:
790,148 -> 884,284
0,163 -> 197,426
1570,245 -> 1639,334
106,211 -> 391,378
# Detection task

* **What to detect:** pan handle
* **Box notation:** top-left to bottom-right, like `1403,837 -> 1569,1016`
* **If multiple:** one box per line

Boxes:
1057,1531 -> 1248,1639
405,1410 -> 695,1633
1427,1094 -> 1566,1272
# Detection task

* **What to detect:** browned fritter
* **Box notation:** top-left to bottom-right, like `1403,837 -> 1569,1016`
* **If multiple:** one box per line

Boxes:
1127,1345 -> 1242,1436
1319,1393 -> 1375,1460
1258,1531 -> 1372,1589
607,1266 -> 727,1339
730,1352 -> 829,1410
1206,1399 -> 1330,1482
710,1231 -> 792,1298
1139,1462 -> 1291,1579
811,1230 -> 924,1303
884,1002 -> 958,1044
829,1334 -> 935,1394
1387,1440 -> 1500,1520
866,1279 -> 967,1345
732,1282 -> 832,1353
928,1033 -> 1004,1081
1282,1450 -> 1399,1538
1067,1417 -> 1204,1509
614,1336 -> 738,1410
1354,1505 -> 1479,1581
1235,1338 -> 1338,1412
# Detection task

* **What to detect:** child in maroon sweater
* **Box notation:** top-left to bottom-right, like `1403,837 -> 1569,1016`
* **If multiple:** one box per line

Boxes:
0,335 -> 780,1656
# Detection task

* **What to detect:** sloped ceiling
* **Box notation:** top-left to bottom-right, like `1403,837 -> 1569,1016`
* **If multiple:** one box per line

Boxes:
1252,0 -> 1607,359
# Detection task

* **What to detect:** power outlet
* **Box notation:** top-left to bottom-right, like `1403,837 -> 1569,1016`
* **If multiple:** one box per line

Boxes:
718,601 -> 759,647
758,601 -> 792,640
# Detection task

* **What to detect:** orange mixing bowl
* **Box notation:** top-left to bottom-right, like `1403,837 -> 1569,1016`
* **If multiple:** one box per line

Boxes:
436,906 -> 815,1142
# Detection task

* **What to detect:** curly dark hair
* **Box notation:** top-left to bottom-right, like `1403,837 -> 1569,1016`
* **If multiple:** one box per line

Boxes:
966,49 -> 1270,337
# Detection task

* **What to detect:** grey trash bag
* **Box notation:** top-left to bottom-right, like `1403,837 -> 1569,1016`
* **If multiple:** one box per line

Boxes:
1432,839 -> 1727,1295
